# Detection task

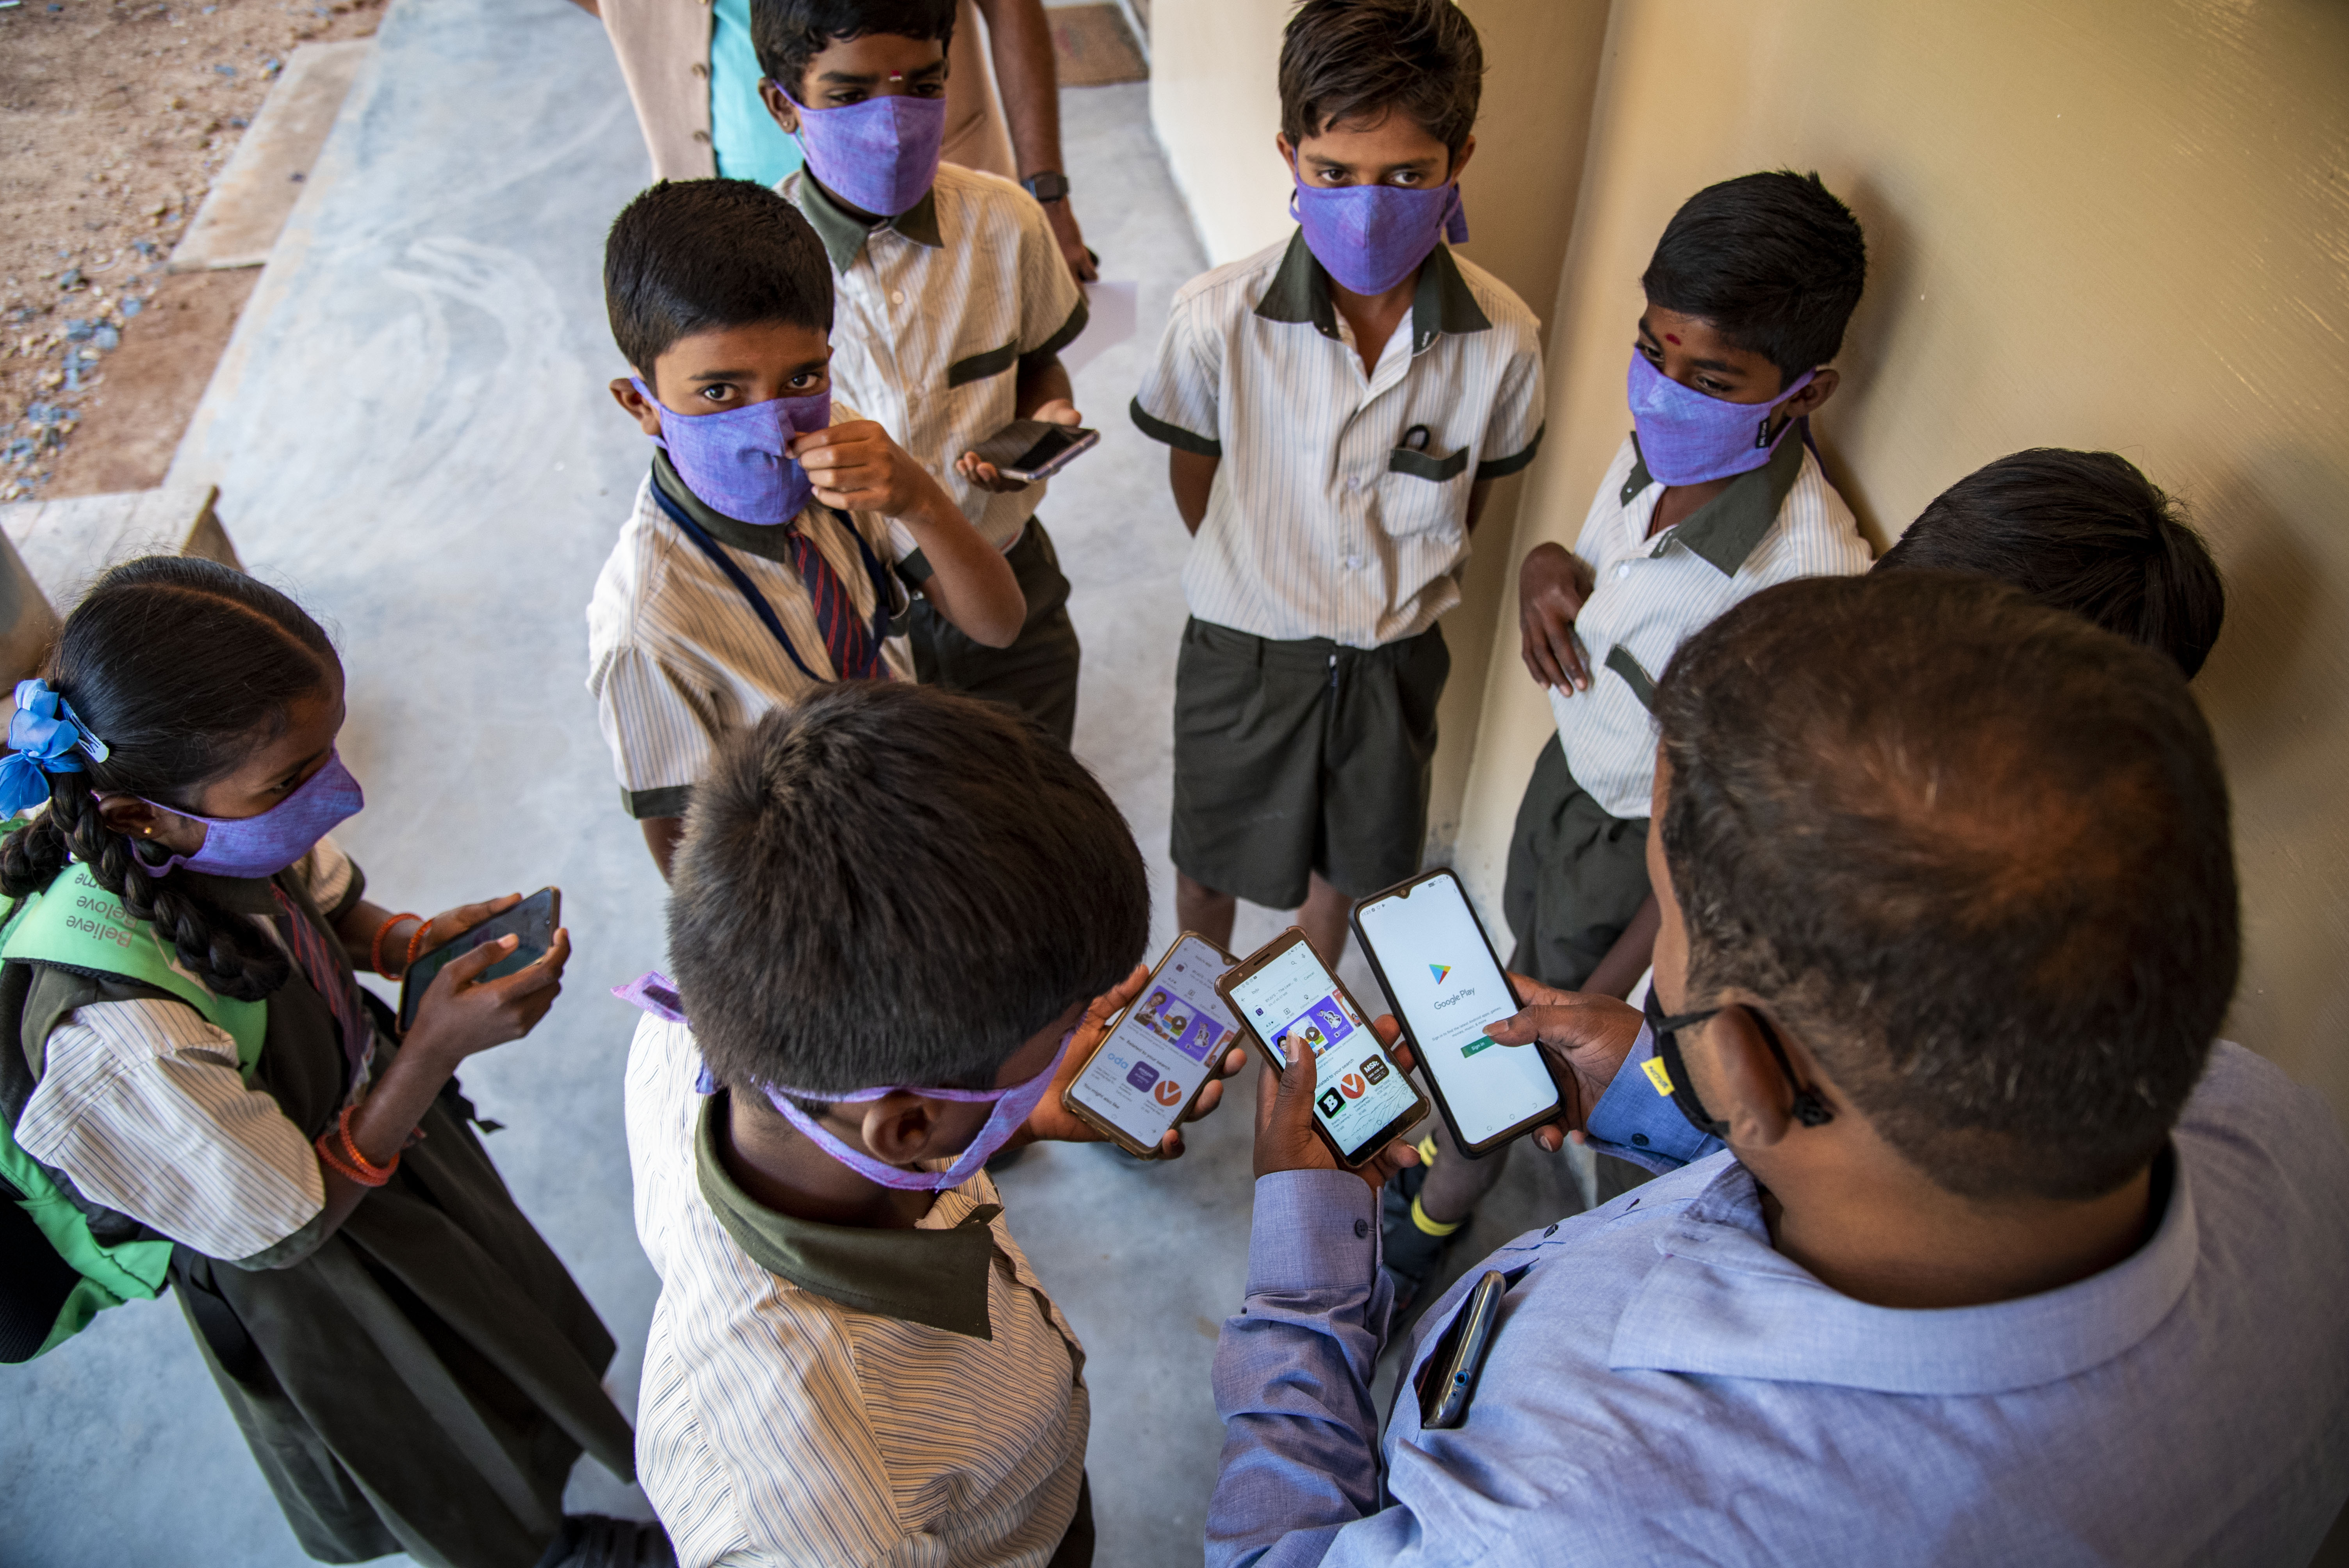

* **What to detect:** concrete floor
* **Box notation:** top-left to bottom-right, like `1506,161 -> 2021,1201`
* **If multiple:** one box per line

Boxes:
0,2 -> 1587,1562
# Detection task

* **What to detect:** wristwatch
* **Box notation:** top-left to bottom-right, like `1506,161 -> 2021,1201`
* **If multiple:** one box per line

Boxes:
1021,171 -> 1071,205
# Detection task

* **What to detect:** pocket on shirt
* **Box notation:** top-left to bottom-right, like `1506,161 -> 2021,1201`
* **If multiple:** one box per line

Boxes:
1383,445 -> 1473,537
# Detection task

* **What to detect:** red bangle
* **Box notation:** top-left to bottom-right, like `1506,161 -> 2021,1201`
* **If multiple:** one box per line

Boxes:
370,912 -> 422,976
318,1105 -> 397,1187
404,917 -> 436,972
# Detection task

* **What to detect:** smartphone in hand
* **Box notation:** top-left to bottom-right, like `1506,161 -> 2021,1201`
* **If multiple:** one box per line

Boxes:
1218,928 -> 1428,1171
969,420 -> 1099,483
1062,933 -> 1239,1158
397,887 -> 560,1032
1352,869 -> 1561,1158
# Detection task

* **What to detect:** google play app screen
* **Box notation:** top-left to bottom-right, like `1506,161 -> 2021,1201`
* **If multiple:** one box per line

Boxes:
1357,877 -> 1558,1146
1070,936 -> 1237,1148
1229,943 -> 1417,1159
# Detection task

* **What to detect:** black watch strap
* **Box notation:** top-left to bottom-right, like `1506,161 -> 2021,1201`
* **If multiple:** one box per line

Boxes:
1021,170 -> 1071,204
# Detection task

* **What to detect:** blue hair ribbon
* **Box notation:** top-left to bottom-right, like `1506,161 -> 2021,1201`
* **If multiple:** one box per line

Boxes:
0,679 -> 109,818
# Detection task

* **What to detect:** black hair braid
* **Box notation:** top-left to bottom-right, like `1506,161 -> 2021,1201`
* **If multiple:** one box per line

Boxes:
0,791 -> 75,901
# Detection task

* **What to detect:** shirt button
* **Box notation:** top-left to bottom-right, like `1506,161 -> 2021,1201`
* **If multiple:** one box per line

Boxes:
1631,1133 -> 1650,1146
889,289 -> 906,305
1353,1218 -> 1369,1240
1344,555 -> 1363,571
1614,562 -> 1632,579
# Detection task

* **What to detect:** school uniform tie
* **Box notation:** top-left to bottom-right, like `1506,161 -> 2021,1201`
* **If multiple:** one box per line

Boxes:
272,886 -> 375,1096
789,526 -> 884,681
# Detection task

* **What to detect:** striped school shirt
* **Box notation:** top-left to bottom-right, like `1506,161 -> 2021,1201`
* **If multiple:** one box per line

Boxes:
624,1012 -> 1090,1568
585,416 -> 912,821
1131,232 -> 1546,648
782,163 -> 1087,558
11,838 -> 362,1263
1548,431 -> 1873,819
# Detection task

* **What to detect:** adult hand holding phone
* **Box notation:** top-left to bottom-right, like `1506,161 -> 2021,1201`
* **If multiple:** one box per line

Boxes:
1023,962 -> 1250,1158
957,399 -> 1085,493
1477,976 -> 1644,1153
1253,1022 -> 1423,1191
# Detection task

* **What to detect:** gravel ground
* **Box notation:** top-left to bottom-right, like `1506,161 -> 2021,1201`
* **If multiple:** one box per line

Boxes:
0,0 -> 383,500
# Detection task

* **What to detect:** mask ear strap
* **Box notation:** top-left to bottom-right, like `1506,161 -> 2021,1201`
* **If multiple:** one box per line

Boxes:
1747,1009 -> 1834,1127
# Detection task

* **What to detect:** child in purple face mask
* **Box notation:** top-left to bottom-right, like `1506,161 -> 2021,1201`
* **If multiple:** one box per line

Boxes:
0,556 -> 656,1568
593,178 -> 1025,880
749,0 -> 1095,748
1389,171 -> 1876,1317
1130,0 -> 1545,988
623,682 -> 1247,1566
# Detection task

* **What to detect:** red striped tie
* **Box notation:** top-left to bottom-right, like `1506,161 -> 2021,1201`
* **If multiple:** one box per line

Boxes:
788,527 -> 881,681
273,886 -> 373,1095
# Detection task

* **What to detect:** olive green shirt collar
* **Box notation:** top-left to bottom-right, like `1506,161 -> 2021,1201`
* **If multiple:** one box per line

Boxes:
694,1092 -> 1002,1338
1252,229 -> 1490,356
796,174 -> 944,272
1622,424 -> 1809,577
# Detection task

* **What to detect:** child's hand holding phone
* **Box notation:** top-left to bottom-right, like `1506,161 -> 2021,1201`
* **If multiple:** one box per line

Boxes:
1026,961 -> 1250,1158
400,891 -> 571,1066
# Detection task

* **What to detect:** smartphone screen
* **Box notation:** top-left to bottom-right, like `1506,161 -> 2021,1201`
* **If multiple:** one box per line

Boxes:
398,887 -> 558,1032
1226,941 -> 1419,1161
1355,874 -> 1559,1148
1010,426 -> 1089,471
1066,935 -> 1238,1151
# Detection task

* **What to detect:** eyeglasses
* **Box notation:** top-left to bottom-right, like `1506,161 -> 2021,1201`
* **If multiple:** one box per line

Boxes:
1644,993 -> 1834,1140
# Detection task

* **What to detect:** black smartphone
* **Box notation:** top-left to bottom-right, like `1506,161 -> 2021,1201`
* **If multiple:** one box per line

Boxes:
1414,1269 -> 1508,1430
1217,928 -> 1429,1171
397,887 -> 560,1032
1061,932 -> 1240,1159
1352,869 -> 1561,1158
969,419 -> 1100,482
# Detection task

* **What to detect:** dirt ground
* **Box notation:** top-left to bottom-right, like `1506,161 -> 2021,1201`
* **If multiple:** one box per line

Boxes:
0,0 -> 383,501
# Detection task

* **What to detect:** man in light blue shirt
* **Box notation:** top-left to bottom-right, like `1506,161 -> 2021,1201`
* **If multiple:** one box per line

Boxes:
1208,572 -> 2349,1566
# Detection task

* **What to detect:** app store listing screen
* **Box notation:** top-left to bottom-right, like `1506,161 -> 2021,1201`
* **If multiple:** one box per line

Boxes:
1356,876 -> 1558,1146
1068,936 -> 1239,1149
1227,943 -> 1418,1160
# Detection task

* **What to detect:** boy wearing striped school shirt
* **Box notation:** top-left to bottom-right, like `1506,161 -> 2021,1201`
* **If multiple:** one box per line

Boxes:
588,179 -> 1024,879
624,684 -> 1239,1568
1130,0 -> 1545,968
752,0 -> 1093,743
1389,171 -> 1875,1313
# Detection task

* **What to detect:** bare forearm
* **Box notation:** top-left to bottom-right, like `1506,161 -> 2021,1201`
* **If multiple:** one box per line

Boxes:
976,0 -> 1064,179
1014,357 -> 1073,419
1583,894 -> 1660,1001
901,485 -> 1025,646
312,1037 -> 460,1232
1170,450 -> 1219,535
642,816 -> 684,881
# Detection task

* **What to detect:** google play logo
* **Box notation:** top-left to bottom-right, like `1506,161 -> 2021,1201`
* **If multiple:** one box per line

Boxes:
1429,964 -> 1452,983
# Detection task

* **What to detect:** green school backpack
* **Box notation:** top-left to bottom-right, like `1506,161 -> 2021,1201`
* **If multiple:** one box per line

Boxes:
0,859 -> 266,1363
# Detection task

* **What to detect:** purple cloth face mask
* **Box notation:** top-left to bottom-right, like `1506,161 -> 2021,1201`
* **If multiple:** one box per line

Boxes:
759,1030 -> 1075,1193
634,378 -> 831,526
1625,349 -> 1816,487
139,750 -> 364,880
1291,179 -> 1469,296
780,84 -> 946,218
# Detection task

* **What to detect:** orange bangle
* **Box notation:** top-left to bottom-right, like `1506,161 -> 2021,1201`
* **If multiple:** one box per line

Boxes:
314,1132 -> 377,1185
320,1105 -> 397,1187
404,917 -> 436,972
370,912 -> 422,976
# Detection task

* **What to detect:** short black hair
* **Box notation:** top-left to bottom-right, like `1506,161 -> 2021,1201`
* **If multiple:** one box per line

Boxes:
602,179 -> 833,380
750,0 -> 957,103
1876,449 -> 2225,678
1641,170 -> 1867,383
1655,572 -> 2237,1203
1278,0 -> 1484,161
668,684 -> 1150,1096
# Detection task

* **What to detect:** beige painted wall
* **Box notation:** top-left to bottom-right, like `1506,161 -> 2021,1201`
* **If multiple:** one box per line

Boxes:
1144,0 -> 1611,859
1454,0 -> 2349,1121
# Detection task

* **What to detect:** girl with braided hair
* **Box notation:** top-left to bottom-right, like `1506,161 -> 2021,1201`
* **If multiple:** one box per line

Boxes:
0,557 -> 663,1568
